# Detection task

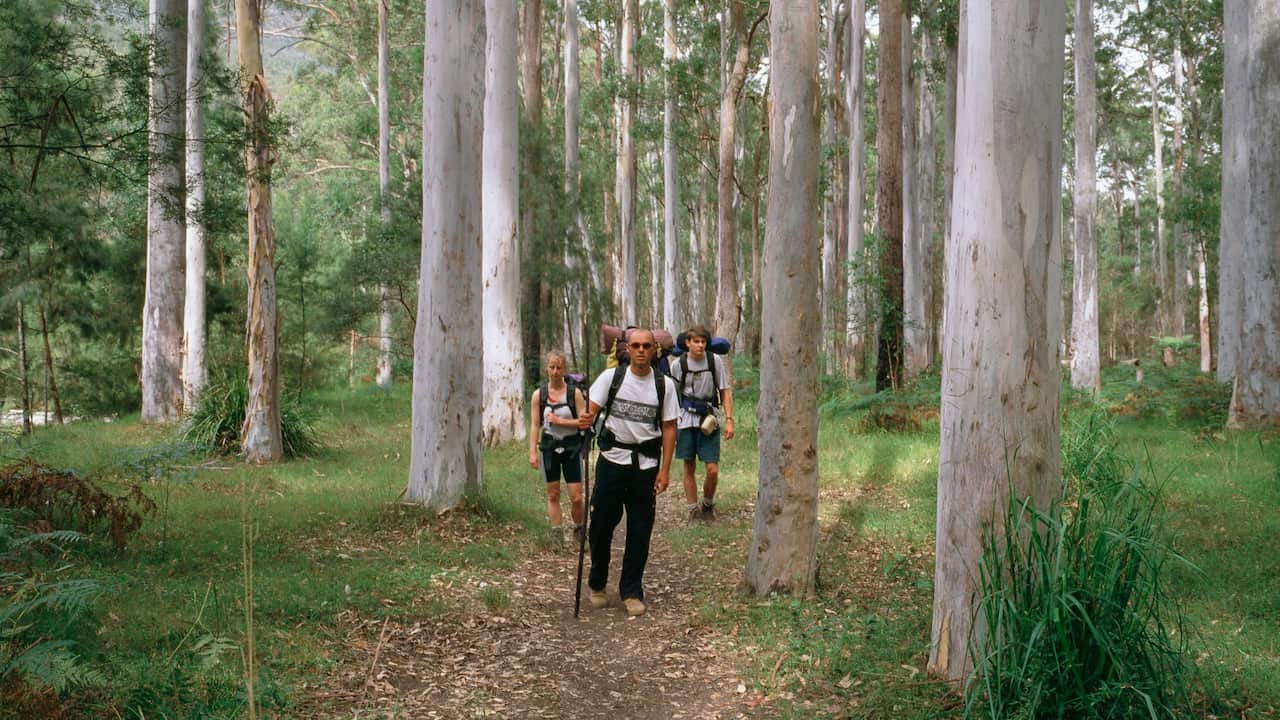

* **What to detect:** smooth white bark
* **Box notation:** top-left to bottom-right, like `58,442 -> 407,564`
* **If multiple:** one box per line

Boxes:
821,0 -> 840,372
376,0 -> 394,389
182,0 -> 206,412
1197,239 -> 1212,373
902,19 -> 929,379
917,27 -> 938,367
745,0 -> 821,597
663,0 -> 680,332
714,0 -> 748,346
1218,0 -> 1247,382
482,0 -> 525,445
1228,0 -> 1280,427
1070,0 -> 1101,392
845,0 -> 867,379
408,0 -> 485,508
143,0 -> 187,422
615,0 -> 638,323
929,0 -> 1065,680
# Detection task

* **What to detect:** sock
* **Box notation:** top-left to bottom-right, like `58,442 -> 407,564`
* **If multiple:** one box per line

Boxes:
701,498 -> 714,510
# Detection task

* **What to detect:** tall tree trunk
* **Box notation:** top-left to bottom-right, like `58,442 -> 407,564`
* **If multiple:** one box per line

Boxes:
522,0 -> 545,381
183,0 -> 207,411
408,0 -> 485,508
1228,0 -> 1280,428
17,302 -> 32,435
875,0 -> 905,391
376,0 -> 394,389
1218,0 -> 1246,383
902,17 -> 928,380
844,0 -> 867,379
565,0 -> 597,365
143,0 -> 187,423
37,306 -> 63,424
940,31 -> 957,358
1070,0 -> 1101,392
917,25 -> 938,370
1148,58 -> 1172,366
482,0 -> 525,446
1171,34 -> 1188,344
235,0 -> 282,462
745,0 -> 820,597
928,0 -> 1066,681
713,1 -> 748,347
662,0 -> 681,332
821,0 -> 840,373
615,0 -> 638,323
1197,237 -> 1212,373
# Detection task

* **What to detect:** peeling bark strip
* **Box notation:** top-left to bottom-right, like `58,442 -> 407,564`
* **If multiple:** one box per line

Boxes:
1228,0 -> 1280,428
929,0 -> 1066,681
236,0 -> 282,463
744,0 -> 821,598
482,0 -> 525,446
1070,0 -> 1101,392
407,0 -> 485,511
142,0 -> 187,423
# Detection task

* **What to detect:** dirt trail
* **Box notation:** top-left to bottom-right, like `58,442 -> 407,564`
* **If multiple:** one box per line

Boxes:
311,500 -> 759,719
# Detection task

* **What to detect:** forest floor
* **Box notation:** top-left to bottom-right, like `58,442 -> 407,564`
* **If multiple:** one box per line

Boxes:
300,497 -> 760,720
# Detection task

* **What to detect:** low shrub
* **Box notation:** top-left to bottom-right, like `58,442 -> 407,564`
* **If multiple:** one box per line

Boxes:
965,419 -> 1196,719
181,373 -> 322,459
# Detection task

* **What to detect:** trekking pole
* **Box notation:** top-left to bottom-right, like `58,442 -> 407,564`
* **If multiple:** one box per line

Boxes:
573,437 -> 593,618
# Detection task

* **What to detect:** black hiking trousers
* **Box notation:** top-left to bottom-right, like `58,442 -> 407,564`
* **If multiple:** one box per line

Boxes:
587,457 -> 657,601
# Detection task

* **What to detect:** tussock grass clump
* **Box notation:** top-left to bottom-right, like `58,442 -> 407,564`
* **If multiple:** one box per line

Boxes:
966,412 -> 1197,720
181,374 -> 322,459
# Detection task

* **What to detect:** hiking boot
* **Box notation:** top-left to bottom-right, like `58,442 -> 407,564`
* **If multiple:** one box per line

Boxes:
589,590 -> 608,609
623,598 -> 647,617
549,526 -> 567,550
699,502 -> 717,524
687,503 -> 703,527
572,524 -> 587,549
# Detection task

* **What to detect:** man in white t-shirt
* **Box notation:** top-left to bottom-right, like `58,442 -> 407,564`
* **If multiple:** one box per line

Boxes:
576,328 -> 678,617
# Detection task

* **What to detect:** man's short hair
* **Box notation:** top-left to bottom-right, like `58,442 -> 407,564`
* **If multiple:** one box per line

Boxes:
684,324 -> 711,342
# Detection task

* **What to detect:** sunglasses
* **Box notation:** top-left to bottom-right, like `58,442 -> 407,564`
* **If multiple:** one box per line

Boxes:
627,342 -> 654,350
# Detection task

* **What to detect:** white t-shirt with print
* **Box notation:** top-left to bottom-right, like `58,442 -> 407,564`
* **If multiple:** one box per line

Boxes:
589,366 -> 679,470
670,353 -> 729,430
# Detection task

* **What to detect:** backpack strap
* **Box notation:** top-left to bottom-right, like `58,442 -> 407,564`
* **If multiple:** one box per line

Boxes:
599,365 -> 665,432
539,384 -> 549,419
676,354 -> 720,408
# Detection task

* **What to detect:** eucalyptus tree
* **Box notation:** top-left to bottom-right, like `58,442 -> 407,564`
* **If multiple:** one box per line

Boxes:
235,0 -> 283,461
407,0 -> 484,508
875,0 -> 906,391
662,0 -> 681,332
482,0 -> 525,446
1217,0 -> 1245,383
821,0 -> 845,373
1071,0 -> 1101,392
714,0 -> 751,348
615,0 -> 639,323
1227,0 -> 1280,428
183,0 -> 207,410
745,0 -> 821,597
142,0 -> 187,423
929,0 -> 1065,680
376,0 -> 393,389
844,0 -> 867,379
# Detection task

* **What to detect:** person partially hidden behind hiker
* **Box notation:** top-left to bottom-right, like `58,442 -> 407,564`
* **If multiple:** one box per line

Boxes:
577,327 -> 678,617
528,350 -> 587,548
670,324 -> 734,525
